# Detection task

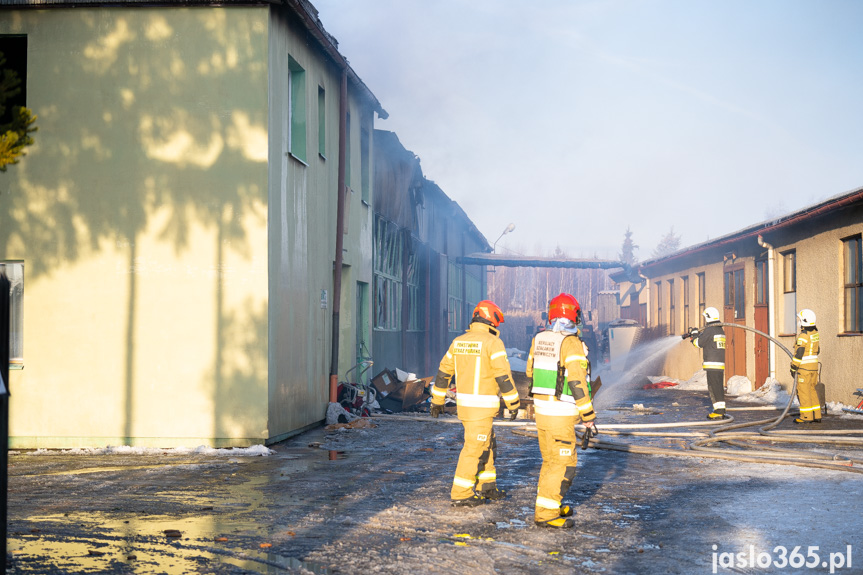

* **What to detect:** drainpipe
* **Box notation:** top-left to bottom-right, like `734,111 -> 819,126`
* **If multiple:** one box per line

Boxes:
757,235 -> 777,379
329,66 -> 348,403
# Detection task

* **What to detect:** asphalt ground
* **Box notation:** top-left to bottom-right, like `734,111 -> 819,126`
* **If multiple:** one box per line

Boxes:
6,378 -> 863,574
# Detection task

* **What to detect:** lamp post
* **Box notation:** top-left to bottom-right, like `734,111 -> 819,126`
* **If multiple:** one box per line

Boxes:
490,223 -> 515,300
493,223 -> 516,254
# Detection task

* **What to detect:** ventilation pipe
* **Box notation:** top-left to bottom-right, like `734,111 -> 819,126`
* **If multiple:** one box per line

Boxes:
757,235 -> 777,379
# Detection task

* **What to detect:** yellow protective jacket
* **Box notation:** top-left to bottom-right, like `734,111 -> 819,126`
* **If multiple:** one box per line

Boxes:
526,331 -> 595,421
791,327 -> 820,373
430,322 -> 520,421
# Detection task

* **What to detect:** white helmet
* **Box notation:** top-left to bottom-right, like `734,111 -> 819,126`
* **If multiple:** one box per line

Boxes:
797,309 -> 816,327
703,307 -> 720,323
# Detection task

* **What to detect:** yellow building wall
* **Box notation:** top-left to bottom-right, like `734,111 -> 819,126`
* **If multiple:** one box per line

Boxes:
0,7 -> 271,447
773,219 -> 863,405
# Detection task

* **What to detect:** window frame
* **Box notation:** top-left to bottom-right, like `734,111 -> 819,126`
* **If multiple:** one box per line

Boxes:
288,57 -> 307,163
317,85 -> 326,159
0,261 -> 24,370
843,235 -> 863,334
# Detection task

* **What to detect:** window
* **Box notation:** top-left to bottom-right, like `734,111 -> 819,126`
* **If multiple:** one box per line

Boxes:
448,261 -> 464,331
668,279 -> 676,334
0,262 -> 23,369
697,272 -> 705,326
782,250 -> 796,333
0,36 -> 27,127
724,268 -> 745,320
360,125 -> 370,203
373,216 -> 402,330
465,266 -> 482,323
406,243 -> 424,331
655,281 -> 663,328
288,57 -> 306,162
755,260 -> 768,305
843,235 -> 863,333
682,275 -> 690,329
317,86 -> 326,158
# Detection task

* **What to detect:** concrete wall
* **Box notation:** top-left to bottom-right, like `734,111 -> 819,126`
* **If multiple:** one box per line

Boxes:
0,7 -> 271,447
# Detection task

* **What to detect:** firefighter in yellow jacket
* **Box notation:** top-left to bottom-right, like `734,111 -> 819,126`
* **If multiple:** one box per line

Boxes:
430,300 -> 521,507
526,293 -> 596,529
791,309 -> 821,423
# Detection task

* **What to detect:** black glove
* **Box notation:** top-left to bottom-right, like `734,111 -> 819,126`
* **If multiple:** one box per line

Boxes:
790,368 -> 797,378
581,421 -> 598,450
508,404 -> 520,421
430,403 -> 444,418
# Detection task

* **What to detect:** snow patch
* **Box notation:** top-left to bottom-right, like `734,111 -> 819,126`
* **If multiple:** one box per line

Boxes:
733,378 -> 795,407
726,375 -> 753,395
25,444 -> 273,456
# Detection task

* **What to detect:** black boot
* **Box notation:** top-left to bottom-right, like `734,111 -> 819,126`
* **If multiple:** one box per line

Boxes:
451,494 -> 487,507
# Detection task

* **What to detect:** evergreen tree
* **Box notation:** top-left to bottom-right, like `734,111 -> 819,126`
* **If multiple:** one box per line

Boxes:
0,51 -> 37,172
651,226 -> 682,259
619,226 -> 639,265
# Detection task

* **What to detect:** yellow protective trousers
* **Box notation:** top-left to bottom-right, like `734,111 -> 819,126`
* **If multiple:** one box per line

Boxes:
451,417 -> 497,500
534,411 -> 578,522
796,369 -> 822,421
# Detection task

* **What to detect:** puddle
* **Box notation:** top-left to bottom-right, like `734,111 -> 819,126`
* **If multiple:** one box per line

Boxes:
8,535 -> 331,574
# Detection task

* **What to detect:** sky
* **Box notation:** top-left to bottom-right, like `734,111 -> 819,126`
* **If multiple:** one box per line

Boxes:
313,0 -> 863,261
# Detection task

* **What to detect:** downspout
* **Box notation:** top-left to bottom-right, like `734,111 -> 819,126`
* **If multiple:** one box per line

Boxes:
757,235 -> 777,379
329,66 -> 348,403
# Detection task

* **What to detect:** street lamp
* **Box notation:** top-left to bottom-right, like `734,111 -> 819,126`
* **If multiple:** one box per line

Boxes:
493,223 -> 516,254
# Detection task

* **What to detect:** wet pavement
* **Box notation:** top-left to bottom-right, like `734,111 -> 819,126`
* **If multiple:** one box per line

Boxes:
7,377 -> 863,574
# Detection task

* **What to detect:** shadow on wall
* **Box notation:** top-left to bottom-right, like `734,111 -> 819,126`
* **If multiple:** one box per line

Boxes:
0,9 -> 268,440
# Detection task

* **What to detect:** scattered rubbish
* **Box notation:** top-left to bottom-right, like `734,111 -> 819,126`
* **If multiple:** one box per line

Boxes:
260,543 -> 272,548
215,537 -> 228,542
643,381 -> 677,389
163,529 -> 182,538
87,549 -> 105,557
325,418 -> 375,431
399,537 -> 411,541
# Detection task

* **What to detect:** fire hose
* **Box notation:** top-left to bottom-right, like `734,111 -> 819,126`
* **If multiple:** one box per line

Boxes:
375,322 -> 863,474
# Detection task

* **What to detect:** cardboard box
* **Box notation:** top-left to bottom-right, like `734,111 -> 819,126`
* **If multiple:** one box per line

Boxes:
371,369 -> 400,398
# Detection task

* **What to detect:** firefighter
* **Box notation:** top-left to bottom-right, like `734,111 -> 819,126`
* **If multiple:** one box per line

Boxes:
791,309 -> 821,424
429,300 -> 521,507
526,293 -> 596,529
688,307 -> 727,419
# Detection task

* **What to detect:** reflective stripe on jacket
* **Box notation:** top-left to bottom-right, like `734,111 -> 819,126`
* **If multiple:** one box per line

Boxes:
693,323 -> 725,370
527,330 -> 594,421
791,328 -> 819,371
431,322 -> 519,421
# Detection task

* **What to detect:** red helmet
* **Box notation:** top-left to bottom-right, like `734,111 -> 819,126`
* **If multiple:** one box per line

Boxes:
472,300 -> 505,327
548,293 -> 580,323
